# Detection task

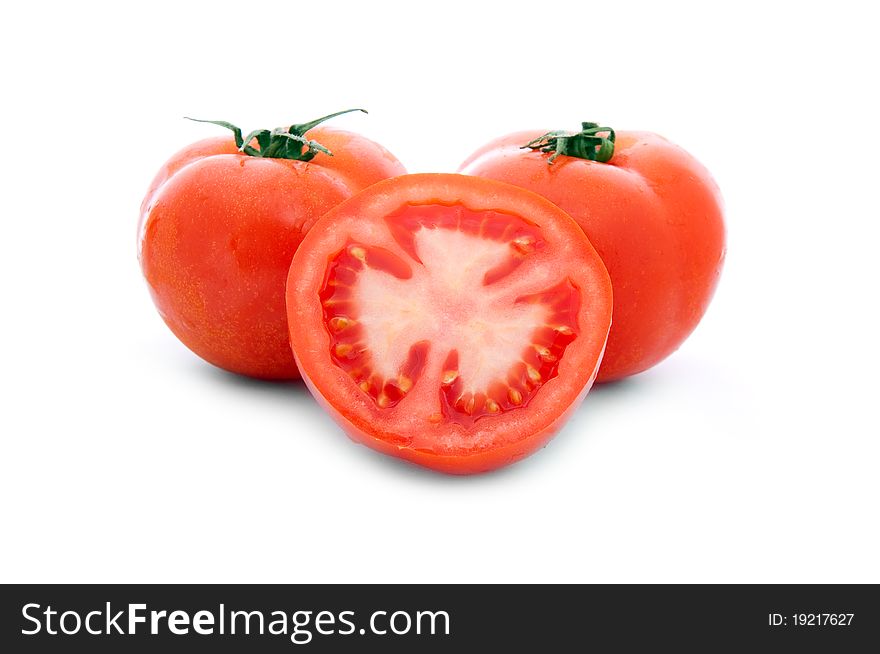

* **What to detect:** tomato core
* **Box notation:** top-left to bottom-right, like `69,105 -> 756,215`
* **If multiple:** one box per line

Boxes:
319,203 -> 581,427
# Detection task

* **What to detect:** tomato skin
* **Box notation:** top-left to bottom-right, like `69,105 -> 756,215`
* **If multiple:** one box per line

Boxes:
460,130 -> 726,382
301,368 -> 598,474
138,135 -> 239,243
138,128 -> 404,253
287,173 -> 612,473
140,129 -> 406,380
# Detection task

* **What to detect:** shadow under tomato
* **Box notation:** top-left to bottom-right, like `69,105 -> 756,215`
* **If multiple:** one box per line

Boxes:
195,357 -> 658,483
199,364 -> 311,396
583,373 -> 648,400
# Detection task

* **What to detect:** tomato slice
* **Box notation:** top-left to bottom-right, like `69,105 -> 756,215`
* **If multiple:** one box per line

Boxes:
287,174 -> 612,473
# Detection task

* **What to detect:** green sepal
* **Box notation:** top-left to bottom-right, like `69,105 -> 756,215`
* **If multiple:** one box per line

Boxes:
183,108 -> 367,161
523,121 -> 616,164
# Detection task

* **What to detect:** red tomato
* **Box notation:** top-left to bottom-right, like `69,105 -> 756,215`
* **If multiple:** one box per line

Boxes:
460,123 -> 726,382
140,110 -> 406,379
286,174 -> 612,473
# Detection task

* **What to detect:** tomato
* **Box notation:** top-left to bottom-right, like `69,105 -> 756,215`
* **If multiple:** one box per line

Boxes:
460,123 -> 726,382
286,173 -> 612,474
139,110 -> 406,379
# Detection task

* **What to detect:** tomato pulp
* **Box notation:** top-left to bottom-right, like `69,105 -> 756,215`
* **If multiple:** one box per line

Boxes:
460,124 -> 726,382
286,174 -> 612,473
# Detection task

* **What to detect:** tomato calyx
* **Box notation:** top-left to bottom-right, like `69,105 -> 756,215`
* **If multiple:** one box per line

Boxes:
183,108 -> 367,161
522,121 -> 616,164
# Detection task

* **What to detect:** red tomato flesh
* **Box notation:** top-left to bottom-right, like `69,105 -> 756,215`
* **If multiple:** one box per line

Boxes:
287,174 -> 612,474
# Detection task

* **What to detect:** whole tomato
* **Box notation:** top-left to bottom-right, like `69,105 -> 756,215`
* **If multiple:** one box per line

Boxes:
460,123 -> 725,382
140,110 -> 406,379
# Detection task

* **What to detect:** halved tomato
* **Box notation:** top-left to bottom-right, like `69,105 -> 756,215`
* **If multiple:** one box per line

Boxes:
286,174 -> 612,474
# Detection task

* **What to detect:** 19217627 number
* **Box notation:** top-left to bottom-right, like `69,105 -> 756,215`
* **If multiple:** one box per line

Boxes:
768,613 -> 855,627
791,614 -> 854,626
791,613 -> 855,627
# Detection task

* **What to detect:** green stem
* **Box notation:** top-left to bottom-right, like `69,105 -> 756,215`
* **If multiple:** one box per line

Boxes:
183,108 -> 367,161
522,122 -> 615,164
290,108 -> 367,135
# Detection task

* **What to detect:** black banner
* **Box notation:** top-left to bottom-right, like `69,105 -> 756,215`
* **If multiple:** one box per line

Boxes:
1,584 -> 876,651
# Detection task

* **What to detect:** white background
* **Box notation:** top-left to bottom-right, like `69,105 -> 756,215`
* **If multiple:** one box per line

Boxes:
1,0 -> 877,583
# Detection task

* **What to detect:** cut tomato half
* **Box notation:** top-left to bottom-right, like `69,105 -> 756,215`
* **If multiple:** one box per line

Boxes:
286,174 -> 612,474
